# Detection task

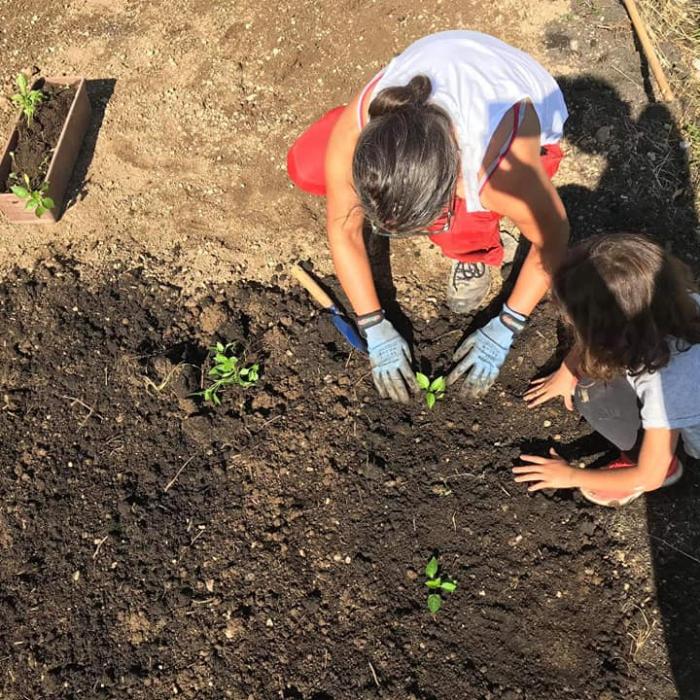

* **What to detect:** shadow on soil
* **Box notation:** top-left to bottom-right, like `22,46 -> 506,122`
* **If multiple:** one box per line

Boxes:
360,71 -> 700,697
63,78 -> 116,212
557,74 -> 700,699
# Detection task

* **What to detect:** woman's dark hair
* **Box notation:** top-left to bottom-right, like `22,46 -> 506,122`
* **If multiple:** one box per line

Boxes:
352,75 -> 459,236
553,233 -> 700,380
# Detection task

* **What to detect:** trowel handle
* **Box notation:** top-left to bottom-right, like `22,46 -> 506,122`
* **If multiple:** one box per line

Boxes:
290,264 -> 334,310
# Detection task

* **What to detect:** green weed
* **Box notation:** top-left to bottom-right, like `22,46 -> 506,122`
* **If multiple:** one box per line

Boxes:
416,373 -> 446,409
196,342 -> 259,406
9,173 -> 54,217
11,72 -> 44,125
424,555 -> 457,614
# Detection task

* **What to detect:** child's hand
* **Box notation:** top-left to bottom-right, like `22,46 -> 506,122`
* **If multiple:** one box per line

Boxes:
512,449 -> 578,492
523,363 -> 577,410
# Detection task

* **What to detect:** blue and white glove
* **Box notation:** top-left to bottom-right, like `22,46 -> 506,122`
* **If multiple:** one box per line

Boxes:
359,311 -> 419,404
447,303 -> 528,398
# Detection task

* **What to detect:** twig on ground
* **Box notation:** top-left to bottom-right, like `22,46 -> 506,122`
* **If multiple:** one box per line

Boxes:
190,527 -> 206,546
62,395 -> 104,427
627,605 -> 656,661
368,661 -> 380,688
345,349 -> 355,369
353,370 -> 373,388
498,483 -> 512,497
92,535 -> 109,560
649,534 -> 700,565
258,414 -> 283,430
433,328 -> 463,343
611,65 -> 643,89
164,455 -> 197,492
143,362 -> 183,394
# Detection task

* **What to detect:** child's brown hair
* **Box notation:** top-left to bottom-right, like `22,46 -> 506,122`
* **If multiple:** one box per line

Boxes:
553,233 -> 700,380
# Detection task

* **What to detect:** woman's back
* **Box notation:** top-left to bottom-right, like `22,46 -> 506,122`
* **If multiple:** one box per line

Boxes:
365,31 -> 569,212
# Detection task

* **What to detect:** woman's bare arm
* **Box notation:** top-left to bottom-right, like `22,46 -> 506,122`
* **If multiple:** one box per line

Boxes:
480,104 -> 570,316
325,95 -> 381,315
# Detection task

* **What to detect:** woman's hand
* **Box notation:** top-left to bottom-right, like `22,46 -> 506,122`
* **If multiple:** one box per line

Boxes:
512,449 -> 578,492
523,363 -> 577,410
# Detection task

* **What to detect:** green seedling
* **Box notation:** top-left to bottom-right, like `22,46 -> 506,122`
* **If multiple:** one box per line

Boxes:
197,342 -> 259,406
11,72 -> 44,125
416,373 -> 446,409
424,555 -> 457,614
9,173 -> 54,217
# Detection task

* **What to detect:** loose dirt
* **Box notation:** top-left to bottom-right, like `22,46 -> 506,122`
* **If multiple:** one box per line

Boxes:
0,258 -> 670,699
0,0 -> 698,698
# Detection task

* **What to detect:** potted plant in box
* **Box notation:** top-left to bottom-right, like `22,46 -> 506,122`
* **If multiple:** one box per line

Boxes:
0,72 -> 91,223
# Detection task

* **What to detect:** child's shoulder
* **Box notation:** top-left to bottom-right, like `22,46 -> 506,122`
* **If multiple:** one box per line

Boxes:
629,339 -> 700,389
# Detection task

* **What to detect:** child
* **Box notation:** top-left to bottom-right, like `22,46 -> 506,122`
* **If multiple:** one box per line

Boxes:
514,233 -> 700,506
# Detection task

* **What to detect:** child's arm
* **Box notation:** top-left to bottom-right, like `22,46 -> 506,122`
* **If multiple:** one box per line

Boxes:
513,428 -> 679,493
524,346 -> 580,410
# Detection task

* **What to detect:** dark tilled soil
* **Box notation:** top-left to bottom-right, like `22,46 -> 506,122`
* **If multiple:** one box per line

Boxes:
4,82 -> 76,190
0,257 -> 668,700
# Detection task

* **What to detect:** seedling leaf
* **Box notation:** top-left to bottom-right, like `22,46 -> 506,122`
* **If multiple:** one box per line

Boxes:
440,581 -> 457,593
425,556 -> 438,579
426,578 -> 442,589
197,343 -> 259,405
12,73 -> 44,125
416,372 -> 430,390
426,392 -> 436,409
9,174 -> 53,217
429,376 -> 446,393
427,594 -> 442,614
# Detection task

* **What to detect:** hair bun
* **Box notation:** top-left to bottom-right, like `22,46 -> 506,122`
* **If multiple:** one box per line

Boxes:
368,74 -> 433,118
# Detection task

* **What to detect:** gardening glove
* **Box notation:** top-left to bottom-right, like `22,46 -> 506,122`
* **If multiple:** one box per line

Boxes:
447,303 -> 528,398
358,311 -> 419,404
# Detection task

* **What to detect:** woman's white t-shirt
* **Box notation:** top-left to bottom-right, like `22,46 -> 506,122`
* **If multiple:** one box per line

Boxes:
362,31 -> 569,213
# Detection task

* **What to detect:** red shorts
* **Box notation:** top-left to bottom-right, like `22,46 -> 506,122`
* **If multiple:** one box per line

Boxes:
287,106 -> 564,264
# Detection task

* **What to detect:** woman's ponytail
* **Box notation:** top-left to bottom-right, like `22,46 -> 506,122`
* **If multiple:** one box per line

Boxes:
353,73 -> 458,237
368,74 -> 432,118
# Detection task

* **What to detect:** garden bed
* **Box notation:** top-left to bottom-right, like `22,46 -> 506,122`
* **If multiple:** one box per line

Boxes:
0,76 -> 90,223
0,258 -> 665,699
2,81 -> 76,191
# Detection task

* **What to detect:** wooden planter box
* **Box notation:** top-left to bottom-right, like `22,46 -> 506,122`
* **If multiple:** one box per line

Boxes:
0,76 -> 91,224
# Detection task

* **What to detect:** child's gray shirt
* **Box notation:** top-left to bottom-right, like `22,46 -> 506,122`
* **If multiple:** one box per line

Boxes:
627,340 -> 700,458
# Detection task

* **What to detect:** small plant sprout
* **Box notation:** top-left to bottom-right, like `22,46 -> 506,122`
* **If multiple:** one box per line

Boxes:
416,373 -> 446,409
424,555 -> 457,614
9,174 -> 54,217
197,342 -> 259,406
11,72 -> 44,125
